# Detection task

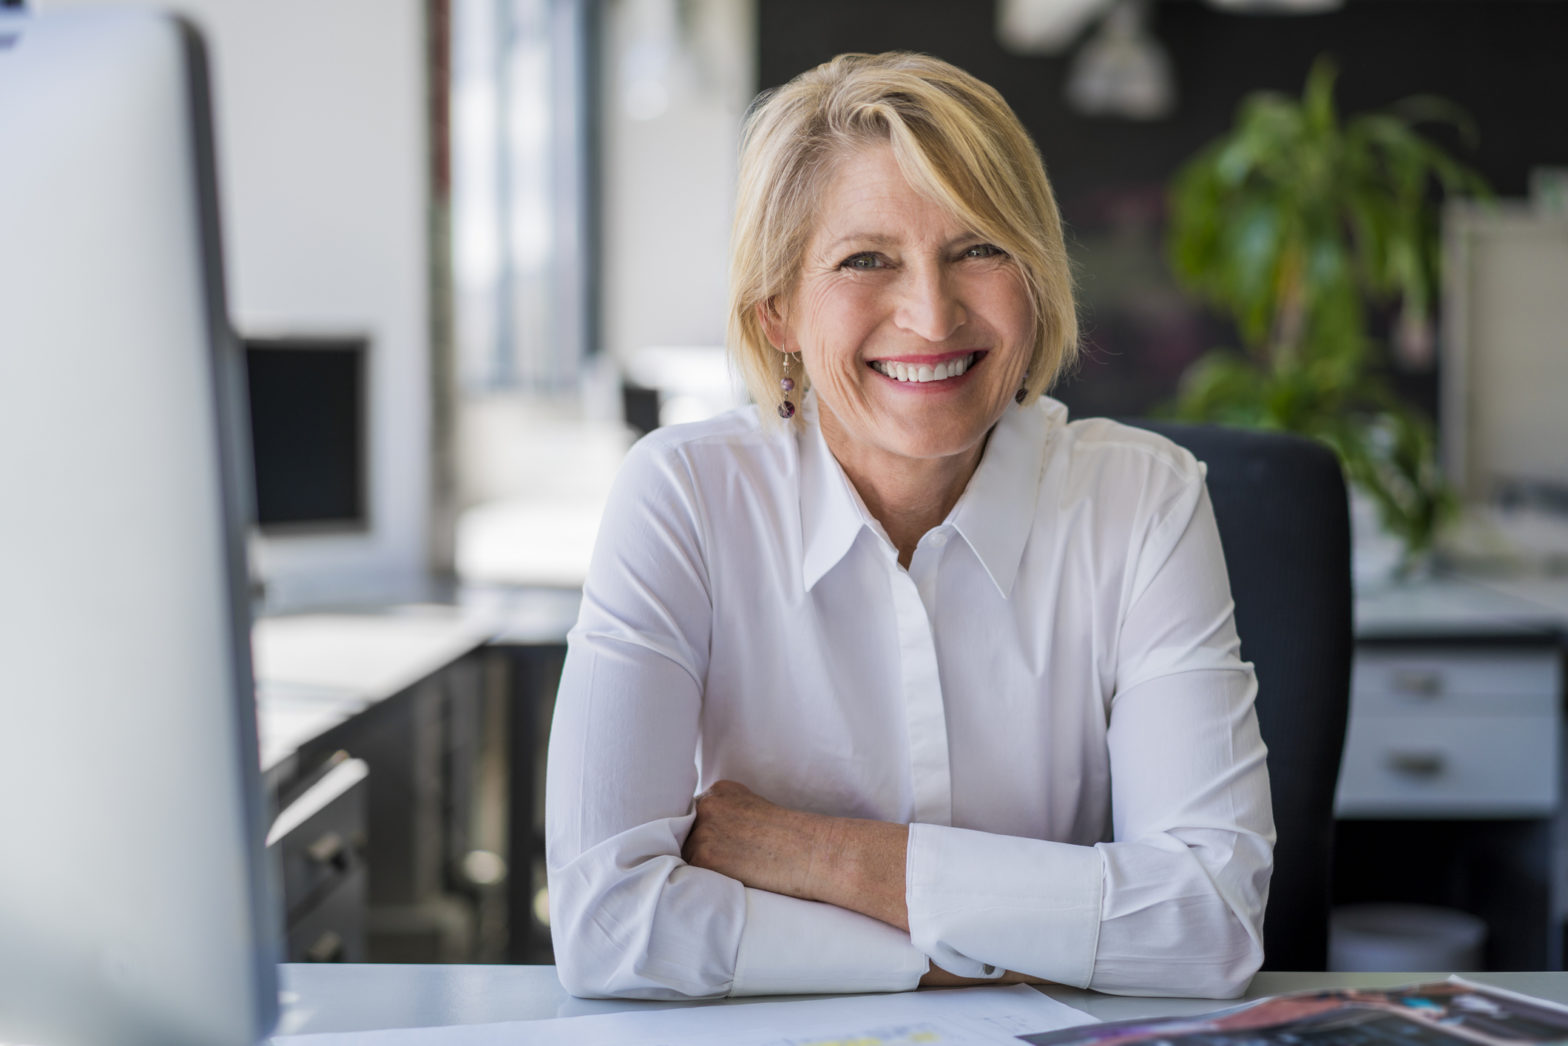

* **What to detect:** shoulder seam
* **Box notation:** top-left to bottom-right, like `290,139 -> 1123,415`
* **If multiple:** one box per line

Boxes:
1066,430 -> 1199,484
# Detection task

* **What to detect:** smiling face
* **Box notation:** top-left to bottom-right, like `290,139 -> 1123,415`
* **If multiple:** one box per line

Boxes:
761,143 -> 1035,488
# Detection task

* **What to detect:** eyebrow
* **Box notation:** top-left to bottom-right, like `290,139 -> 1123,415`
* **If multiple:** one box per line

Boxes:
820,233 -> 897,253
819,231 -> 985,255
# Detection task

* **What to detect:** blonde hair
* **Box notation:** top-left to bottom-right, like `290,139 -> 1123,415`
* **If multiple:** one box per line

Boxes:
727,51 -> 1078,420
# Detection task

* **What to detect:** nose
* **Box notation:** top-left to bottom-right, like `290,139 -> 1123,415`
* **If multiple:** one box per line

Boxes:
893,263 -> 965,342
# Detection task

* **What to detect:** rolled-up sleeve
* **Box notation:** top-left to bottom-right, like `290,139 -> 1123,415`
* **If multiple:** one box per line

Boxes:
546,438 -> 928,999
904,466 -> 1274,999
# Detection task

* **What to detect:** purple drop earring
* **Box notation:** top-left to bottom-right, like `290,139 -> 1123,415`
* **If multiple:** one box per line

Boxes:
1015,374 -> 1029,405
778,352 -> 797,419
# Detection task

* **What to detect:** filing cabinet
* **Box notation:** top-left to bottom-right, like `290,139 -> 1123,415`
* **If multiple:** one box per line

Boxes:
1336,648 -> 1561,818
269,756 -> 370,963
1334,638 -> 1566,970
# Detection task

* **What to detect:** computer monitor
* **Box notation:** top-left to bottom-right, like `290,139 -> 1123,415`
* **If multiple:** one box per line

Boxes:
0,9 -> 281,1046
246,334 -> 370,533
1442,201 -> 1568,508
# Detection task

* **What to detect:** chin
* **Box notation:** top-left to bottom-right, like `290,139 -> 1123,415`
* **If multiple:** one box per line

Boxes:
882,422 -> 992,461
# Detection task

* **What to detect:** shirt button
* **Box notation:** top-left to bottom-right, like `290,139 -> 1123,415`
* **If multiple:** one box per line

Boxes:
930,531 -> 950,547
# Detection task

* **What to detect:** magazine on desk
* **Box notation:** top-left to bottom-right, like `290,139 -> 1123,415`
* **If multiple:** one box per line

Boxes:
1019,979 -> 1568,1046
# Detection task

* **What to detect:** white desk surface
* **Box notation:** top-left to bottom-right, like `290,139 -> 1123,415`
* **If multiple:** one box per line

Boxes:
1354,573 -> 1568,639
252,604 -> 496,781
252,606 -> 494,699
272,964 -> 1568,1038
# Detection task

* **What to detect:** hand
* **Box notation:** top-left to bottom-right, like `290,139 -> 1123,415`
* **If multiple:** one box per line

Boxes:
683,780 -> 825,900
920,965 -> 1051,988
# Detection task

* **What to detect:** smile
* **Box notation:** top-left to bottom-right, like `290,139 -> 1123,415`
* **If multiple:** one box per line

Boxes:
868,352 -> 980,383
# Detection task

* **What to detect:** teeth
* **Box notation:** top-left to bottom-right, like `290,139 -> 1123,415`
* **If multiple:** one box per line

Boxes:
872,353 -> 975,383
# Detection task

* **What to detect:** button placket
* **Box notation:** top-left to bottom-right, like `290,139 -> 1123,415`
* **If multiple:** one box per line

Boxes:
888,551 -> 952,827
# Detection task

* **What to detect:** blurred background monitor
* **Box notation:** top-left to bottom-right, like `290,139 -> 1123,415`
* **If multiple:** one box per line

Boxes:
0,8 -> 280,1046
246,335 -> 369,533
1443,202 -> 1568,512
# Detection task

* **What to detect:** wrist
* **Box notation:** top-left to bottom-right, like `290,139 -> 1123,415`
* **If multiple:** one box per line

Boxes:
799,810 -> 846,903
820,816 -> 910,930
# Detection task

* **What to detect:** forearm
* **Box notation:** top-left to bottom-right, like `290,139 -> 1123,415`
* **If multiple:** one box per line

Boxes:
684,784 -> 1048,988
809,814 -> 911,930
684,784 -> 910,926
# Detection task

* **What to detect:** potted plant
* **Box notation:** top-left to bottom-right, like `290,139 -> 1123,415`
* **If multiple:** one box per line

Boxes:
1165,57 -> 1489,572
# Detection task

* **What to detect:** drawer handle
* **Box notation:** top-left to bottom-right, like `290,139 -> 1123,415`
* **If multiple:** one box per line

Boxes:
1390,670 -> 1444,697
306,832 -> 348,871
304,930 -> 345,963
1386,750 -> 1447,776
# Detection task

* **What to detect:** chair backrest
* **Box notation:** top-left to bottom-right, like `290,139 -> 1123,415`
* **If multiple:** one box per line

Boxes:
1128,420 -> 1353,971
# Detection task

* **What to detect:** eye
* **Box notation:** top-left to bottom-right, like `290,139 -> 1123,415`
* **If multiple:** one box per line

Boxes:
839,252 -> 886,271
962,243 -> 1006,260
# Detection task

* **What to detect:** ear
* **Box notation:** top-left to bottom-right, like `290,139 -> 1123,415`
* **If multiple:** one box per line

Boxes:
755,296 -> 792,351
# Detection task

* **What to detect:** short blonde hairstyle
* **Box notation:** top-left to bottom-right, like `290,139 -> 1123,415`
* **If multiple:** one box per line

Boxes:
727,51 -> 1078,420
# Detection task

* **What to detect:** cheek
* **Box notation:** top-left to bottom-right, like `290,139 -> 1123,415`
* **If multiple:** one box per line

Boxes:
796,282 -> 881,357
980,275 -> 1037,364
1011,293 -> 1036,344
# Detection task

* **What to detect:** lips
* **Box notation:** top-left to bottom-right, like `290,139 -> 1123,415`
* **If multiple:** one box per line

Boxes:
868,351 -> 981,384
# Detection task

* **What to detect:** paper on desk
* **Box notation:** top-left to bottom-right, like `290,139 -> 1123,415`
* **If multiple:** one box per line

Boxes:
270,983 -> 1098,1046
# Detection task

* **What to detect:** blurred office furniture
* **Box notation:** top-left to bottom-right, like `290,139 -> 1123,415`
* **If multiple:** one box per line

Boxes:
619,345 -> 749,436
254,587 -> 584,966
1337,579 -> 1565,970
255,608 -> 502,963
1133,421 -> 1353,971
1136,421 -> 1568,970
268,757 -> 370,963
1348,200 -> 1568,954
1329,902 -> 1487,973
621,379 -> 663,436
491,632 -> 574,964
453,415 -> 633,589
245,335 -> 369,534
1304,199 -> 1568,971
1443,203 -> 1568,511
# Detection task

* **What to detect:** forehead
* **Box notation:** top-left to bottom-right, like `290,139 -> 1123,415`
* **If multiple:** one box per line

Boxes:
807,143 -> 970,246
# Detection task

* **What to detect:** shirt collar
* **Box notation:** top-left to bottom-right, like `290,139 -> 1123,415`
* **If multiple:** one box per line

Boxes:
947,394 -> 1062,599
799,392 -> 883,591
797,391 -> 1063,596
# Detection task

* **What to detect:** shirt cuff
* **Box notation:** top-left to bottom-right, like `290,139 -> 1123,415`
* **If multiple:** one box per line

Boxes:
729,887 -> 929,996
906,822 -> 1104,988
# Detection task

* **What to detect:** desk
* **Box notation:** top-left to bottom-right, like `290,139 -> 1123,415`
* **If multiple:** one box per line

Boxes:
254,606 -> 499,963
253,590 -> 583,965
270,965 -> 1568,1037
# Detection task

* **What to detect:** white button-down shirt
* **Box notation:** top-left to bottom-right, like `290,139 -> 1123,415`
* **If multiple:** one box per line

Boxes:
546,393 -> 1273,1001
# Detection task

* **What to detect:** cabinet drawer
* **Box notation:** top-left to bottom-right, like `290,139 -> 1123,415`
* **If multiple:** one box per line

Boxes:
269,758 -> 369,919
1352,650 -> 1559,716
286,863 -> 367,963
1335,713 -> 1559,817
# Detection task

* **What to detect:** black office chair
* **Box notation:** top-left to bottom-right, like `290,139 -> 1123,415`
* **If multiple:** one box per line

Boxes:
1128,420 -> 1353,972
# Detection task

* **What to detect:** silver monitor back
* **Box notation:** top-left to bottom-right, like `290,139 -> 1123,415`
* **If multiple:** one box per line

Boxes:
0,9 -> 280,1046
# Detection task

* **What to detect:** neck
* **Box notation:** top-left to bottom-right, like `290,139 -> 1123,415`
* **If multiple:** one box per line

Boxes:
818,407 -> 987,569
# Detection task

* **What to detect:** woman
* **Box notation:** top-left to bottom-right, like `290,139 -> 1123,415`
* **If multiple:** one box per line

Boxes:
546,52 -> 1273,1001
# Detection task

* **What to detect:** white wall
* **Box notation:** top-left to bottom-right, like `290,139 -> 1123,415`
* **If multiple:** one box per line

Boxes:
41,0 -> 432,598
601,0 -> 756,368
